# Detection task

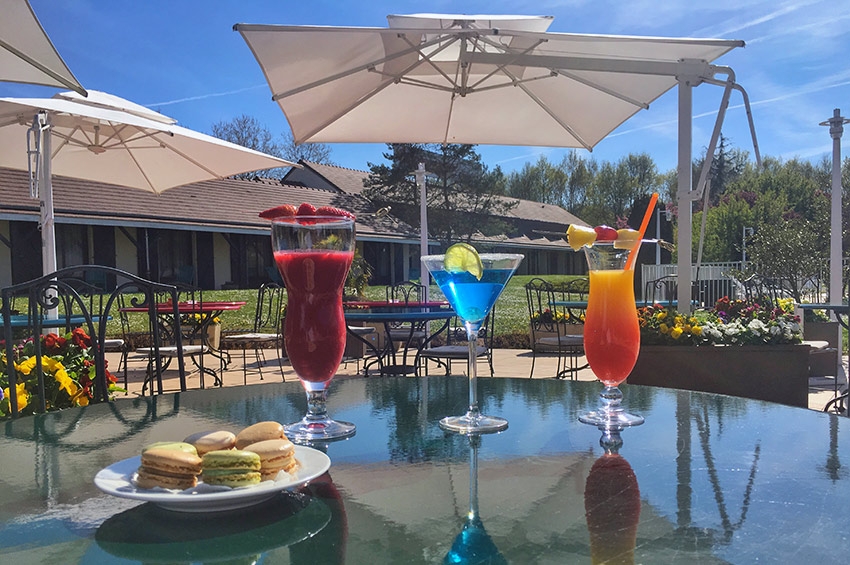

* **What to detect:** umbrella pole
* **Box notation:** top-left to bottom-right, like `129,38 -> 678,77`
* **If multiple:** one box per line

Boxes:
40,113 -> 57,277
676,80 -> 694,314
416,163 -> 429,303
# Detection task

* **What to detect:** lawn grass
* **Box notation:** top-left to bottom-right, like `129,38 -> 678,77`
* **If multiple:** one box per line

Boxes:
110,275 -> 587,347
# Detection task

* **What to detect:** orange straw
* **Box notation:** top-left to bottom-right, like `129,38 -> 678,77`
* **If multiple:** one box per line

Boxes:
625,192 -> 659,271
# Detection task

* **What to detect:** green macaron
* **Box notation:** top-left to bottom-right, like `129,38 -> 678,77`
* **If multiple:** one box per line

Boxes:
201,449 -> 262,488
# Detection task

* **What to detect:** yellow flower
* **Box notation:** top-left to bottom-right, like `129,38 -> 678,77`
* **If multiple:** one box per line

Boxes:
656,311 -> 667,321
70,388 -> 89,407
692,326 -> 702,336
14,356 -> 37,376
54,367 -> 78,396
659,323 -> 670,334
3,382 -> 28,411
671,327 -> 684,339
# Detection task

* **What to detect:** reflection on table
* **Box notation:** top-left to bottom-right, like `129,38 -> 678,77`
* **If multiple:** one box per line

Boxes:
2,377 -> 850,562
343,302 -> 455,376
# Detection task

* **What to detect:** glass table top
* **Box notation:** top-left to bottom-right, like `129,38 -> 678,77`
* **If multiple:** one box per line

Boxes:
1,376 -> 848,563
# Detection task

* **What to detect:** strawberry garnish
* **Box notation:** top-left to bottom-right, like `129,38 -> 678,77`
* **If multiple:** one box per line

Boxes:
296,202 -> 317,216
258,204 -> 297,219
315,205 -> 355,220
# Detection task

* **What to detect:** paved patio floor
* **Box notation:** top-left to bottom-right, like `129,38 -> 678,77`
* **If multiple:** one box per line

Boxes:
106,348 -> 844,413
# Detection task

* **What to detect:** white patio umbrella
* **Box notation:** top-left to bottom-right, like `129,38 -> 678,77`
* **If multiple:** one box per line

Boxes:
0,90 -> 296,275
236,13 -> 759,311
1,0 -> 87,96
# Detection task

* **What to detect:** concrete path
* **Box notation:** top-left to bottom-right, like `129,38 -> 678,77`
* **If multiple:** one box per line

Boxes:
107,348 -> 844,413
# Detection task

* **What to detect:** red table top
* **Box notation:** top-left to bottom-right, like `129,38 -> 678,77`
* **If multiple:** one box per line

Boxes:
120,301 -> 246,313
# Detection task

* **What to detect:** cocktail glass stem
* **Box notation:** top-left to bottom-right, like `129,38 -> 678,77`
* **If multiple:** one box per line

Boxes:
440,321 -> 508,434
465,325 -> 481,419
305,388 -> 330,423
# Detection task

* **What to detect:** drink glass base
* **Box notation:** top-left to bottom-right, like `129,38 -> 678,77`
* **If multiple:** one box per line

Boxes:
284,418 -> 356,444
578,410 -> 644,430
439,412 -> 508,435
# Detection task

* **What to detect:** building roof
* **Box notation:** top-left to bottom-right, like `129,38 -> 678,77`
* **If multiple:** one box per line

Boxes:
0,167 -> 419,242
283,161 -> 587,250
284,161 -> 371,195
286,160 -> 587,225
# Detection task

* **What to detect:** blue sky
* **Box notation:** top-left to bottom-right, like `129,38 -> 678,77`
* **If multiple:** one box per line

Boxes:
6,0 -> 850,177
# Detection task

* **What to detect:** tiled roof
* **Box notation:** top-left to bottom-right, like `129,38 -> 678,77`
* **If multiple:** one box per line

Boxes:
0,167 -> 418,241
288,160 -> 588,226
284,161 -> 371,195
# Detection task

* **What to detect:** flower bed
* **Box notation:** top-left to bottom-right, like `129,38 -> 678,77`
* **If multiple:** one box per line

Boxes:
629,297 -> 809,407
638,296 -> 802,346
0,329 -> 123,418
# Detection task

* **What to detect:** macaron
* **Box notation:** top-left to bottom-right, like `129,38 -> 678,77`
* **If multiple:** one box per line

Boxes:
242,438 -> 298,480
141,441 -> 198,456
136,447 -> 202,490
183,430 -> 236,456
201,449 -> 262,488
235,421 -> 286,450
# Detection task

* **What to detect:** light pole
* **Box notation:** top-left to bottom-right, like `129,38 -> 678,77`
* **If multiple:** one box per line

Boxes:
656,206 -> 673,265
742,226 -> 754,268
819,109 -> 849,308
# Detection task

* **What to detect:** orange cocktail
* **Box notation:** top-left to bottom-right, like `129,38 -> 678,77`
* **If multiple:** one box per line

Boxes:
584,269 -> 641,386
579,242 -> 644,429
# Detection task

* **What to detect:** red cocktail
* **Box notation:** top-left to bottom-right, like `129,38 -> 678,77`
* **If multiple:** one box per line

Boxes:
272,216 -> 356,442
274,249 -> 353,384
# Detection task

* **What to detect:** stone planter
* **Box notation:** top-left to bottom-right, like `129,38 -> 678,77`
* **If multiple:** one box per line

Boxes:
206,324 -> 221,349
804,321 -> 840,378
529,324 -> 583,344
628,344 -> 811,408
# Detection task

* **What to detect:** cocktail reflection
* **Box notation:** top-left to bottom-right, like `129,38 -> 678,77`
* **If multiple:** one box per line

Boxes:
444,434 -> 507,565
584,429 -> 641,565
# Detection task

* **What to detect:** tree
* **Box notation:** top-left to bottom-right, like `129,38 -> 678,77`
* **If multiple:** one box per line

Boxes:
363,144 -> 515,245
560,151 -> 596,212
279,130 -> 334,165
210,114 -> 333,179
505,156 -> 564,204
692,134 -> 748,207
745,219 -> 827,302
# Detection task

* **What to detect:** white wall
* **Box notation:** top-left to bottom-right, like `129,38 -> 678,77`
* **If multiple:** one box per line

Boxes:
213,232 -> 230,289
114,227 -> 138,275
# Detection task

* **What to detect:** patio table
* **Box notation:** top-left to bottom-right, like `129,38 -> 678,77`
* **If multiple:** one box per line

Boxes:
120,301 -> 246,388
0,313 -> 105,328
343,304 -> 455,376
1,377 -> 849,563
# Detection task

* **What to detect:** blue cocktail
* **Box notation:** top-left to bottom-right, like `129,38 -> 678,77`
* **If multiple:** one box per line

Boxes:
422,251 -> 523,433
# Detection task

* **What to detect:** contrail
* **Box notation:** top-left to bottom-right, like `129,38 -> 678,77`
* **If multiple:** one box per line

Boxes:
146,84 -> 268,107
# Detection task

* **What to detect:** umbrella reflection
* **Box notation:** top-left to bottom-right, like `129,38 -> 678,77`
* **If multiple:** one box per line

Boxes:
444,434 -> 507,565
584,429 -> 641,565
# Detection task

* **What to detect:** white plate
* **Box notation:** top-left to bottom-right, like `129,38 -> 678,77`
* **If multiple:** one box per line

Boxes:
94,445 -> 331,512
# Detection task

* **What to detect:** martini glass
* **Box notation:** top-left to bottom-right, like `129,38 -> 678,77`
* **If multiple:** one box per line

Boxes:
444,435 -> 507,565
421,253 -> 523,434
578,242 -> 644,429
272,216 -> 356,442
